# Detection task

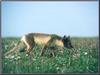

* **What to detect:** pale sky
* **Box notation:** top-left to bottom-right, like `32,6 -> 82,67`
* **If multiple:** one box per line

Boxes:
1,1 -> 99,37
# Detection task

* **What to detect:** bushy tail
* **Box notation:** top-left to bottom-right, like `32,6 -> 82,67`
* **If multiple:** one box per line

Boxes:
4,41 -> 21,58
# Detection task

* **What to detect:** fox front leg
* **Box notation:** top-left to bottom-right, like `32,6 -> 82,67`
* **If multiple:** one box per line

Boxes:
40,45 -> 48,56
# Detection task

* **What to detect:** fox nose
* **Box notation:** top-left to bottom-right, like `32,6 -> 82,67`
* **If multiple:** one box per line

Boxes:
68,45 -> 73,49
71,45 -> 74,48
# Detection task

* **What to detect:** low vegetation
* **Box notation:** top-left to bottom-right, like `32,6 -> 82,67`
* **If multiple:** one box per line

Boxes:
2,37 -> 99,73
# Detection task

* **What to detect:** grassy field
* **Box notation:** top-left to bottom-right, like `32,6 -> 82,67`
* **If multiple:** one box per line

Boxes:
2,37 -> 99,73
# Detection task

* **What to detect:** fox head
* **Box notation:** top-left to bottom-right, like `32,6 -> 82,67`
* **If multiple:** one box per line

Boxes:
62,35 -> 73,49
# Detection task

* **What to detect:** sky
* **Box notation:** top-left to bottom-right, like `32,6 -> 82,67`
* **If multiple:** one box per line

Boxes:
1,1 -> 99,37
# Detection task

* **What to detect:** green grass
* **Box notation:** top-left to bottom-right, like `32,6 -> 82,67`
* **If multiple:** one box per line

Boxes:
2,37 -> 99,73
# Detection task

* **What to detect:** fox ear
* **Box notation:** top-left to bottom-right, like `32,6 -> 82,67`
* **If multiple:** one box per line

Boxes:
62,35 -> 67,41
67,35 -> 70,39
63,35 -> 67,39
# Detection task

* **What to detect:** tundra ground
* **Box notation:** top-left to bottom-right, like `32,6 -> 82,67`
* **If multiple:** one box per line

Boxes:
2,37 -> 99,73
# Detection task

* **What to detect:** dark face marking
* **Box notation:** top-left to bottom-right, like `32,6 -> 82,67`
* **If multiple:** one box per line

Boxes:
62,35 -> 73,49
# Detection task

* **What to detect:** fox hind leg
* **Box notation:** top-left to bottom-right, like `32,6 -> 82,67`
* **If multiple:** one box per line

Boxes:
21,35 -> 35,55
